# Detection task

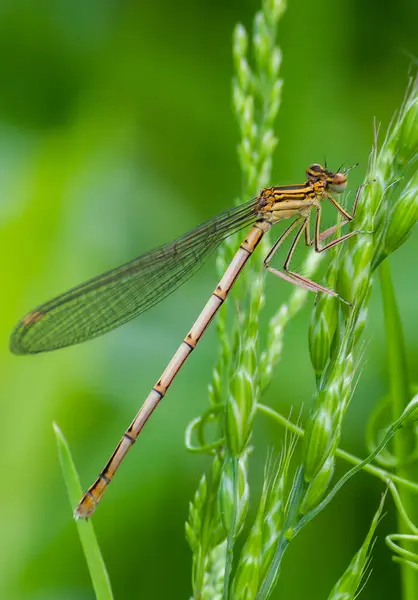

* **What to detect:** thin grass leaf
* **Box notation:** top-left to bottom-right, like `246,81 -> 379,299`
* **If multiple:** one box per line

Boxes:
293,398 -> 418,536
380,259 -> 414,446
380,259 -> 418,596
53,423 -> 113,600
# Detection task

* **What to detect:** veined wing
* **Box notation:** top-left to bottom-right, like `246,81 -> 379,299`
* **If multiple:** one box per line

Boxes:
10,198 -> 261,354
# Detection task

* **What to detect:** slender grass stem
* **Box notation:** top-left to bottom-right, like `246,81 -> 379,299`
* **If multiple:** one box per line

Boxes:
257,403 -> 418,493
380,259 -> 418,598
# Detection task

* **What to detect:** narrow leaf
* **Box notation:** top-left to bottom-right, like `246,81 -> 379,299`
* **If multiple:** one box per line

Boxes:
53,423 -> 113,600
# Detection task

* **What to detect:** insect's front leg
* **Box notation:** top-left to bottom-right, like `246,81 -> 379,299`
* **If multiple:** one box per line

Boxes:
319,181 -> 371,243
263,214 -> 341,297
313,204 -> 359,253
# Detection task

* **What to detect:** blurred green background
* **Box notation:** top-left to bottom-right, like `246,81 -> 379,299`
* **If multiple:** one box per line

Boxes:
1,1 -> 417,598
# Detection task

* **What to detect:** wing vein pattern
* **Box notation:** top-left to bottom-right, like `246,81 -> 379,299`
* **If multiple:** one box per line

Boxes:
10,199 -> 260,354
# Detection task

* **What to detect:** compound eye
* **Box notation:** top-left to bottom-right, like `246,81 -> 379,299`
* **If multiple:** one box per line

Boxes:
334,173 -> 346,184
330,172 -> 347,193
306,163 -> 324,180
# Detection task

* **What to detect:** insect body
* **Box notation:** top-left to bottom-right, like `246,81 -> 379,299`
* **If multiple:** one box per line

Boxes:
10,163 -> 361,517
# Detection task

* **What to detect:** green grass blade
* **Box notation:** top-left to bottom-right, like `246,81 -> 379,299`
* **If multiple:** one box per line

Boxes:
53,423 -> 114,600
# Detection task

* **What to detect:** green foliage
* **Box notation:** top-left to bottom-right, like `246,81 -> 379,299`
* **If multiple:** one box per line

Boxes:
186,4 -> 418,600
3,1 -> 418,599
259,77 -> 418,600
52,5 -> 418,599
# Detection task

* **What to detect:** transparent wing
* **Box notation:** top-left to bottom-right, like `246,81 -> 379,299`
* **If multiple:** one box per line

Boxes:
10,199 -> 260,354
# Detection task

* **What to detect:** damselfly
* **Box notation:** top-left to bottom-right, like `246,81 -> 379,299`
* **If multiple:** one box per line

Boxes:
10,163 -> 362,518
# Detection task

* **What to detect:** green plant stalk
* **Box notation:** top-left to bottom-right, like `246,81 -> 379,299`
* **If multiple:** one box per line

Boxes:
213,3 -> 286,598
223,456 -> 239,600
294,399 -> 418,535
296,72 -> 418,572
380,259 -> 418,598
387,480 -> 418,536
255,536 -> 289,600
257,403 -> 418,493
250,71 -> 417,600
387,533 -> 418,571
187,15 -> 417,600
